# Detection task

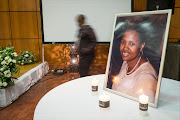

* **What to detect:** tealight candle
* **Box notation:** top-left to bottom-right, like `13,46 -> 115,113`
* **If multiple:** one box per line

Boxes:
99,94 -> 110,109
91,79 -> 98,92
139,94 -> 149,116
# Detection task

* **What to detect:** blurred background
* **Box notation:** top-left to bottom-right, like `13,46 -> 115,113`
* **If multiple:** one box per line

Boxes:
0,0 -> 179,80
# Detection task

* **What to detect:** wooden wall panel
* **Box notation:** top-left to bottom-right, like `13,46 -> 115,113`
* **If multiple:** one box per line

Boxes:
36,0 -> 40,11
94,44 -> 109,65
134,0 -> 147,11
169,27 -> 180,39
168,38 -> 179,42
170,8 -> 180,28
44,44 -> 69,65
175,0 -> 180,7
0,40 -> 12,47
43,44 -> 110,67
35,39 -> 42,61
38,39 -> 42,61
9,0 -> 36,11
10,12 -> 38,38
37,12 -> 42,38
0,0 -> 9,11
168,6 -> 180,41
13,39 -> 42,60
0,13 -> 11,39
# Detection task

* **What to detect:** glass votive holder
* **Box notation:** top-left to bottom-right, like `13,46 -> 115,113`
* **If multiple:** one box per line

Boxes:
99,94 -> 110,110
91,79 -> 98,92
139,94 -> 148,116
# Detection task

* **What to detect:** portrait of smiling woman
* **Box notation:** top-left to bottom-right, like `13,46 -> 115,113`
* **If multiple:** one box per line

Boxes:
112,26 -> 157,103
106,13 -> 168,103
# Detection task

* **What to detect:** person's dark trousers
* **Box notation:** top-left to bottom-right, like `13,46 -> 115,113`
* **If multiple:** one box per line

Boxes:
79,53 -> 94,77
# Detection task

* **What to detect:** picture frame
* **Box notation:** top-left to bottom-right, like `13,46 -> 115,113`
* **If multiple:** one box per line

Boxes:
103,10 -> 172,108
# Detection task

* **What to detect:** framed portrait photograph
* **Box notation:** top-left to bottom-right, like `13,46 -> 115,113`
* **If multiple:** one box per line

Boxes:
104,10 -> 172,108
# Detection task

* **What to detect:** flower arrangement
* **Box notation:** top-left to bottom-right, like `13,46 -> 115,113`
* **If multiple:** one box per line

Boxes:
0,46 -> 19,89
16,50 -> 38,65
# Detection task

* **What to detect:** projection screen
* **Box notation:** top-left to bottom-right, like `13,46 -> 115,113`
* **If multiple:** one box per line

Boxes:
40,0 -> 131,43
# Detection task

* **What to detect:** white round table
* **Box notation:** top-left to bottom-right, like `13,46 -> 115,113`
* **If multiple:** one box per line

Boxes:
34,74 -> 180,120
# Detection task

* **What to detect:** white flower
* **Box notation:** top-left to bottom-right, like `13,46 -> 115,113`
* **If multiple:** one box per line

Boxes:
2,82 -> 7,87
26,51 -> 29,53
13,52 -> 18,57
2,65 -> 7,69
5,56 -> 9,60
0,55 -> 2,61
24,54 -> 29,57
6,73 -> 11,78
21,63 -> 24,65
4,70 -> 11,78
12,59 -> 16,63
0,72 -> 3,77
4,70 -> 10,74
1,60 -> 6,65
22,60 -> 24,62
29,60 -> 32,63
6,47 -> 11,50
0,81 -> 2,86
8,58 -> 12,63
0,67 -> 4,71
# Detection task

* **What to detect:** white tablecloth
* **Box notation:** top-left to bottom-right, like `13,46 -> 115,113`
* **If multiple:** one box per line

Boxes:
0,62 -> 49,107
34,74 -> 180,120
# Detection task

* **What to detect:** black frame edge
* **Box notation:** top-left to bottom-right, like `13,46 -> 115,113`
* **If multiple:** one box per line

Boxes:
40,0 -> 45,44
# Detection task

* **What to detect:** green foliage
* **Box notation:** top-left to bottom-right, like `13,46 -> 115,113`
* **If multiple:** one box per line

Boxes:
0,45 -> 20,89
16,50 -> 38,65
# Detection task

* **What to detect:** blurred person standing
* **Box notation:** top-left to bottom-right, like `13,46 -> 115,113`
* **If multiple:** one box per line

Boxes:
76,14 -> 97,77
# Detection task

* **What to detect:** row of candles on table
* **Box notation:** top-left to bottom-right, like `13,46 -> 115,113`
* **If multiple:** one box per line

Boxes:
91,79 -> 149,116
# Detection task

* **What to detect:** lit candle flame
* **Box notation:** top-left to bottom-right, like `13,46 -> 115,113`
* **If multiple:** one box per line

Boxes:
140,89 -> 143,93
112,76 -> 118,83
72,59 -> 76,63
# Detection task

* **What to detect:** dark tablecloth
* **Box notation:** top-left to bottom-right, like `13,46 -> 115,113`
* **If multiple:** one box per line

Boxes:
163,42 -> 180,81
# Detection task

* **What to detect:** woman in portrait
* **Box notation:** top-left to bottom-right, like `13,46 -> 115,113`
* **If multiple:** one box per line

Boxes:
112,22 -> 158,103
